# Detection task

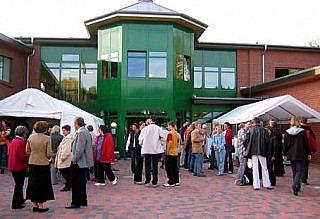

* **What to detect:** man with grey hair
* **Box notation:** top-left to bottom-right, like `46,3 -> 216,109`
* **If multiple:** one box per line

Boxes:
245,117 -> 272,190
65,117 -> 93,209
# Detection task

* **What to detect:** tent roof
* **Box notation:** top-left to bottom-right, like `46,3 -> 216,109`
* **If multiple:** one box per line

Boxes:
0,88 -> 104,133
213,95 -> 320,124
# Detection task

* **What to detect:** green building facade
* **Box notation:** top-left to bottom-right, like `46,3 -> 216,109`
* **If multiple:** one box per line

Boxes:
38,0 -> 238,156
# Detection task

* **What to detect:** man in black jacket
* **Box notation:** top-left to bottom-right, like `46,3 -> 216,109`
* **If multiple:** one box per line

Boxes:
245,117 -> 273,190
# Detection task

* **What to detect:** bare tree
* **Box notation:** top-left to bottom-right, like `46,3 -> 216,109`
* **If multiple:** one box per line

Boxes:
306,38 -> 320,47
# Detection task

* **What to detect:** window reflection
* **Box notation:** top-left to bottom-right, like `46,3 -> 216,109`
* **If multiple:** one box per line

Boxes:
149,57 -> 166,78
205,67 -> 219,89
81,66 -> 97,103
194,67 -> 202,88
221,67 -> 235,89
128,52 -> 146,78
61,69 -> 79,102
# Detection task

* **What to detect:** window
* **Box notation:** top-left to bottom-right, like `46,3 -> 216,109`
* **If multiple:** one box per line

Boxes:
176,54 -> 191,81
221,67 -> 235,89
81,63 -> 97,103
110,52 -> 118,78
149,52 -> 167,78
194,67 -> 202,88
204,67 -> 219,89
101,61 -> 109,79
61,69 -> 79,102
0,56 -> 11,83
127,52 -> 146,78
62,54 -> 79,62
275,68 -> 303,78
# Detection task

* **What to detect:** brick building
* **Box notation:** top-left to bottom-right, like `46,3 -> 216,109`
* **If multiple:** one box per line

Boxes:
0,33 -> 33,99
1,0 -> 320,160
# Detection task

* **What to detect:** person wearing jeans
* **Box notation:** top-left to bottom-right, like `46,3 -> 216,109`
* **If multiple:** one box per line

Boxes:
235,122 -> 251,185
93,125 -> 117,186
191,122 -> 206,177
213,125 -> 226,176
134,121 -> 145,184
284,116 -> 311,196
223,122 -> 233,174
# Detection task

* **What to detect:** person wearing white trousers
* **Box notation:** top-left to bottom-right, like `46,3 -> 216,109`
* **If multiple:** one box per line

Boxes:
244,117 -> 273,191
252,155 -> 271,189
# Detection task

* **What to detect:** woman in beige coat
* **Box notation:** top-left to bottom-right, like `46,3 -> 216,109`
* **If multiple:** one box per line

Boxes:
55,125 -> 73,192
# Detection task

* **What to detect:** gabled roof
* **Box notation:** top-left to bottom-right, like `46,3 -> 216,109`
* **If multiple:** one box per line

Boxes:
85,0 -> 208,39
0,33 -> 33,54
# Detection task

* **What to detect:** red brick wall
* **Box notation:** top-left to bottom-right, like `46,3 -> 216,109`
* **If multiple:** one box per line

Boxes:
237,48 -> 320,96
251,78 -> 320,163
28,43 -> 41,89
0,43 -> 29,99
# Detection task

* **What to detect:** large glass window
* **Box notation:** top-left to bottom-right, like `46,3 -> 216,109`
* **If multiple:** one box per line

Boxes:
149,52 -> 167,78
61,69 -> 79,102
194,67 -> 202,88
0,56 -> 11,83
221,67 -> 236,89
81,63 -> 97,103
205,67 -> 219,89
127,52 -> 146,78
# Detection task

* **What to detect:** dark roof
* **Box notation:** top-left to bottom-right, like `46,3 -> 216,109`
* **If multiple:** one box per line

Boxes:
15,37 -> 96,46
241,66 -> 320,96
195,42 -> 320,52
192,96 -> 262,105
85,0 -> 207,39
0,33 -> 33,53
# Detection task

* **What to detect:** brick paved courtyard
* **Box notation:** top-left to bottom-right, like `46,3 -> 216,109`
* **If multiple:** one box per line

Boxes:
1,159 -> 319,219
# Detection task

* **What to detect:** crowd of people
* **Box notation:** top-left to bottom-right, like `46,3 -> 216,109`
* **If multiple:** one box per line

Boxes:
0,114 -> 317,212
127,115 -> 316,196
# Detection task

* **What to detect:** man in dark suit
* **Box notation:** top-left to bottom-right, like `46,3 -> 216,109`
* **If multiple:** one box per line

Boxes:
65,117 -> 93,209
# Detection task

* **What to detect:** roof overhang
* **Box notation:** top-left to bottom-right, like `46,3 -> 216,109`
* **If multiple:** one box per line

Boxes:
85,12 -> 207,39
241,66 -> 320,96
0,33 -> 33,54
192,96 -> 263,105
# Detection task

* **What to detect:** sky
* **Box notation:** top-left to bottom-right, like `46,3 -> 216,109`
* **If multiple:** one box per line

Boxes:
1,0 -> 320,46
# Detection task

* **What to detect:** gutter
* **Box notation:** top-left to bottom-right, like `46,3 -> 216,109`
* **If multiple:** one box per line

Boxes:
262,44 -> 267,83
26,37 -> 35,89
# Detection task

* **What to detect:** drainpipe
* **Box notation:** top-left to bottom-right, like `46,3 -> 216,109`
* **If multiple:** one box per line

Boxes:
26,37 -> 35,89
262,44 -> 267,83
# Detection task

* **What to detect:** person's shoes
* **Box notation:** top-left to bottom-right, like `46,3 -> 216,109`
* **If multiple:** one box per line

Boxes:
12,205 -> 25,209
217,173 -> 224,176
37,208 -> 49,212
94,183 -> 106,186
228,171 -> 233,174
145,183 -> 152,187
80,202 -> 87,207
175,183 -> 180,186
151,184 -> 159,188
112,177 -> 117,186
60,187 -> 70,192
135,181 -> 145,185
65,205 -> 80,209
293,187 -> 299,196
197,174 -> 207,177
163,183 -> 175,187
235,181 -> 244,186
0,169 -> 4,174
254,188 -> 260,190
266,186 -> 273,190
32,207 -> 39,212
302,182 -> 309,185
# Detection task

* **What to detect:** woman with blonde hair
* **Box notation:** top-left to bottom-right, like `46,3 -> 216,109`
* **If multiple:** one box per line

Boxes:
284,116 -> 311,196
26,121 -> 54,212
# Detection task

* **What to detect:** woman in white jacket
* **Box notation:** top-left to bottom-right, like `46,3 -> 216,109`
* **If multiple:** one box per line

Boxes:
55,125 -> 73,192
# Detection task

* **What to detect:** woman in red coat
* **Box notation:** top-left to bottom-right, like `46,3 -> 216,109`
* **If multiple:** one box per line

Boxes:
8,126 -> 29,209
93,125 -> 117,186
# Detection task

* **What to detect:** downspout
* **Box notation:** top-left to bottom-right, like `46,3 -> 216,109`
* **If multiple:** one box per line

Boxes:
262,44 -> 267,83
26,37 -> 35,88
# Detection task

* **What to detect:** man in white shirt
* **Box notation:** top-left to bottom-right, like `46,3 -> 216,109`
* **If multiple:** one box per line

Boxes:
139,116 -> 165,187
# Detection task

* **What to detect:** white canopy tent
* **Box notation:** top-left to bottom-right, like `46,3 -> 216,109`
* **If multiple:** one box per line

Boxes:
0,88 -> 104,134
213,95 -> 320,125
